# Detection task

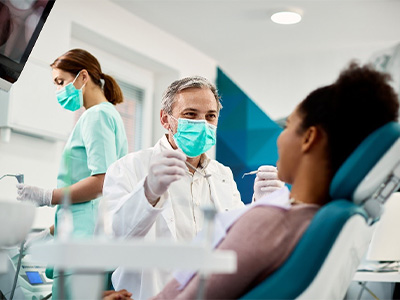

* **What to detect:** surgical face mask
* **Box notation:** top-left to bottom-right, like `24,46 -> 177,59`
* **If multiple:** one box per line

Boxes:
170,116 -> 217,157
56,71 -> 85,111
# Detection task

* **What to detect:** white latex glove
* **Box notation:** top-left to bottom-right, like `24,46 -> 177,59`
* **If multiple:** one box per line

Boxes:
253,165 -> 285,202
24,227 -> 53,250
144,149 -> 187,204
16,184 -> 53,207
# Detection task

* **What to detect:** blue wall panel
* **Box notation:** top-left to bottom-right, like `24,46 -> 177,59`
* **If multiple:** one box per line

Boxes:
216,68 -> 282,204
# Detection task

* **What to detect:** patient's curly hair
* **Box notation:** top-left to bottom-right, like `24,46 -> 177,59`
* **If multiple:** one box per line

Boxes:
297,61 -> 399,175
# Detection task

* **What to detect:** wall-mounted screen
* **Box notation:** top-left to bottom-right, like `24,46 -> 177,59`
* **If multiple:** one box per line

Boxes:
0,0 -> 55,91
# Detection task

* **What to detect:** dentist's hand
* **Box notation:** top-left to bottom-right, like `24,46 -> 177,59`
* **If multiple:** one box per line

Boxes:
253,165 -> 285,202
16,184 -> 53,206
144,149 -> 186,205
24,227 -> 53,250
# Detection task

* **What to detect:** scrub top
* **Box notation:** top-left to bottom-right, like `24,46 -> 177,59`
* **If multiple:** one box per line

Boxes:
54,101 -> 128,238
50,102 -> 128,299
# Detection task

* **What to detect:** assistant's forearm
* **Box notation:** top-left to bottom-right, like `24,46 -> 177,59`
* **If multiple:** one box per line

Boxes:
51,174 -> 105,205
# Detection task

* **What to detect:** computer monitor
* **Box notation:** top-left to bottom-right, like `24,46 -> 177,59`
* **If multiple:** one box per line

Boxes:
0,0 -> 55,91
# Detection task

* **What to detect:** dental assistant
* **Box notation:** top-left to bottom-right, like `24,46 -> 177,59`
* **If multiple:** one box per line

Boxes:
16,48 -> 128,298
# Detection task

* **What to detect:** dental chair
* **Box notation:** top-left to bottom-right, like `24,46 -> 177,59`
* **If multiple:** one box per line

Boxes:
240,121 -> 400,300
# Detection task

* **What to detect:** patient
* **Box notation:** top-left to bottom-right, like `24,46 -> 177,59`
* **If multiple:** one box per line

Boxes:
151,62 -> 399,299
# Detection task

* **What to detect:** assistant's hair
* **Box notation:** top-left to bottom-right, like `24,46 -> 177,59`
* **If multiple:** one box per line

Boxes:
297,61 -> 399,175
161,76 -> 222,114
51,49 -> 123,105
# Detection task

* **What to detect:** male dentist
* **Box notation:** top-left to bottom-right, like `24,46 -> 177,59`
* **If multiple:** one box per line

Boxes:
103,76 -> 282,299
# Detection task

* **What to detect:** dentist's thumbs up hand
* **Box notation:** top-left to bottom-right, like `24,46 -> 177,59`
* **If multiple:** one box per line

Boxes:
144,149 -> 187,205
253,166 -> 285,202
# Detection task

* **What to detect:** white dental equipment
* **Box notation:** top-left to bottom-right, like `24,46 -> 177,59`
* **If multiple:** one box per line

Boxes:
30,204 -> 235,300
0,173 -> 45,300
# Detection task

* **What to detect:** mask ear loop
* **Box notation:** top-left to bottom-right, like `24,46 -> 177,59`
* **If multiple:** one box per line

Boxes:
168,114 -> 179,135
72,70 -> 86,91
72,71 -> 81,85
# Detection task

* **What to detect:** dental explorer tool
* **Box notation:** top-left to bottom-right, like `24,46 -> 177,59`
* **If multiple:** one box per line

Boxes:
160,142 -> 211,178
241,170 -> 258,178
185,161 -> 212,178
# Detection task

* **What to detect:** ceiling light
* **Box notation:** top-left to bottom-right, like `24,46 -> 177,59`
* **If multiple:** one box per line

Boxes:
271,11 -> 302,25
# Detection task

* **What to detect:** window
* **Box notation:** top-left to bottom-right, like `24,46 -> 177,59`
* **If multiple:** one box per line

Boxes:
74,80 -> 144,153
115,80 -> 144,152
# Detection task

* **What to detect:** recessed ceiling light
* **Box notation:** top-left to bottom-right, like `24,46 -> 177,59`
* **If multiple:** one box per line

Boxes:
271,11 -> 302,25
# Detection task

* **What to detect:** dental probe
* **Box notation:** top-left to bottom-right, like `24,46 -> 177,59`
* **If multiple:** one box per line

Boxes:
242,170 -> 258,178
185,161 -> 212,178
159,142 -> 211,178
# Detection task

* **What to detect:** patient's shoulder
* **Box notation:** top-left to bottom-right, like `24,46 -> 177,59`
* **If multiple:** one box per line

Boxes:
230,205 -> 318,249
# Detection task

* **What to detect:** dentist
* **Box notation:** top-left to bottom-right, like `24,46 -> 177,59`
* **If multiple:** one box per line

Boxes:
103,76 -> 280,299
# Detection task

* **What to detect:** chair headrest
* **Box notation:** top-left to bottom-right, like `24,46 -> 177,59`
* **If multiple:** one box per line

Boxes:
330,122 -> 400,205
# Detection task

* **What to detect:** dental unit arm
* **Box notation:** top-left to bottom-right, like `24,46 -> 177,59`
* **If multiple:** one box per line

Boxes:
0,173 -> 24,184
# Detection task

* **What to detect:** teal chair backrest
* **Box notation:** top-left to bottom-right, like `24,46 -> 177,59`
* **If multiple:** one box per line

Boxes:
240,122 -> 400,300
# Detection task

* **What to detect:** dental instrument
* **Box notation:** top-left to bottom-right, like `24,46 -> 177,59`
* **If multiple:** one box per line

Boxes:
0,174 -> 24,183
242,170 -> 258,178
185,161 -> 212,178
159,142 -> 211,178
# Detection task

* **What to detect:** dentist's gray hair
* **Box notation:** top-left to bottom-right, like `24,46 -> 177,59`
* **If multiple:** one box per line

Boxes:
161,76 -> 222,114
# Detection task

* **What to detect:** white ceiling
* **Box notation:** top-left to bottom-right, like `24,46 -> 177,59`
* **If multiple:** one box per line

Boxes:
111,0 -> 400,119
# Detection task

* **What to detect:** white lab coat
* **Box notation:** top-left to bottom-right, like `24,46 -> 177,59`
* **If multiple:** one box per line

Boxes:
103,135 -> 244,300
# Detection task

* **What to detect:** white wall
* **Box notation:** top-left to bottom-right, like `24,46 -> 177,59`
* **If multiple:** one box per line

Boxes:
222,42 -> 395,120
3,0 -> 392,230
0,0 -> 217,229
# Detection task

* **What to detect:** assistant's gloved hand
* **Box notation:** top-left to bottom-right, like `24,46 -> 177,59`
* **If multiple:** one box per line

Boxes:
144,149 -> 186,204
16,184 -> 53,207
24,227 -> 53,250
253,165 -> 285,202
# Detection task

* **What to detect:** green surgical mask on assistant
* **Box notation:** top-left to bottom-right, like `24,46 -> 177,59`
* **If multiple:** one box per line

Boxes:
170,116 -> 217,157
56,71 -> 85,111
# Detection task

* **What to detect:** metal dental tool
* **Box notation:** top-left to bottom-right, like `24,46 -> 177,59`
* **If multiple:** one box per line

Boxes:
160,142 -> 211,178
241,170 -> 258,179
0,173 -> 24,183
185,161 -> 212,178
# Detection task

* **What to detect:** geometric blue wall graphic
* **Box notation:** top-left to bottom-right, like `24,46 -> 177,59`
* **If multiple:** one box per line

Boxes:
216,67 -> 283,204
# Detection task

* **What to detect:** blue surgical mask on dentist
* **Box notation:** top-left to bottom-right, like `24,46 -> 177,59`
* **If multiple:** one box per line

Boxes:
56,71 -> 85,111
170,116 -> 217,157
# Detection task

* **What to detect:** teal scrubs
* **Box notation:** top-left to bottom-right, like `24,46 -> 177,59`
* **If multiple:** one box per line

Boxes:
51,102 -> 128,298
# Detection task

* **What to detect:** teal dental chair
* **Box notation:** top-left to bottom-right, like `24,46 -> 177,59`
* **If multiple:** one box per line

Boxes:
240,121 -> 400,300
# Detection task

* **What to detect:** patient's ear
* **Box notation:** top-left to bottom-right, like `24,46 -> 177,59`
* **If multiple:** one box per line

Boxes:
301,126 -> 320,152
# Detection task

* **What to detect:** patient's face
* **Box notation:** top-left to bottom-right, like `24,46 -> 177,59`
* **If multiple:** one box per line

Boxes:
276,108 -> 303,184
